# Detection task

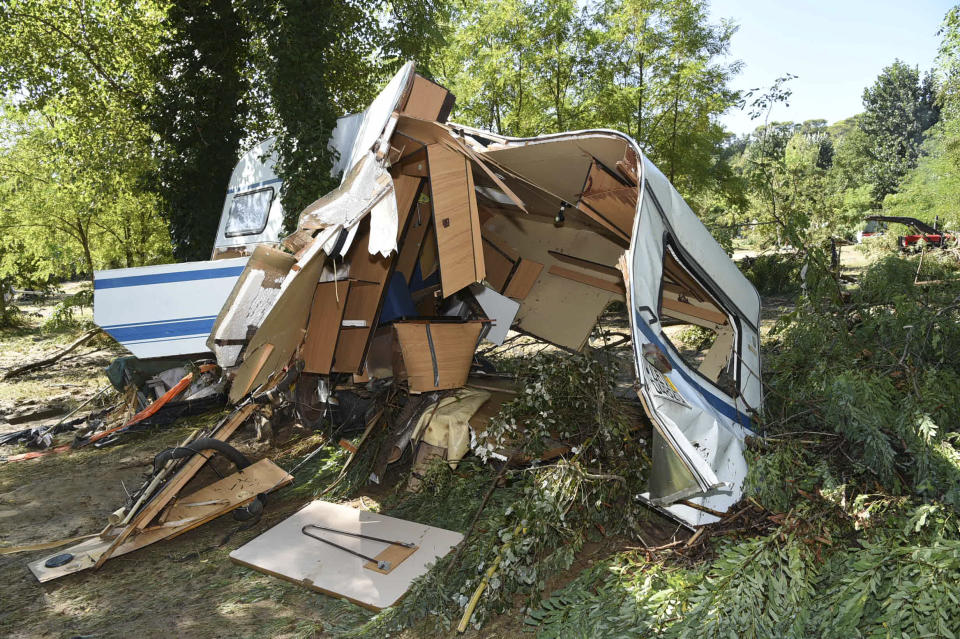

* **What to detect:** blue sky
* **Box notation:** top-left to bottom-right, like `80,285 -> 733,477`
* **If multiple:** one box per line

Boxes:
714,0 -> 954,134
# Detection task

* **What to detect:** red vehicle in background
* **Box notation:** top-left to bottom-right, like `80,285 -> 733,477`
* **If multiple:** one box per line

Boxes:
864,215 -> 955,250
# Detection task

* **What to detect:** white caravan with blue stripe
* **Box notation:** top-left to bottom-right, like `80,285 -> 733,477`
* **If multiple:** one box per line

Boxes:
211,137 -> 286,259
94,258 -> 248,359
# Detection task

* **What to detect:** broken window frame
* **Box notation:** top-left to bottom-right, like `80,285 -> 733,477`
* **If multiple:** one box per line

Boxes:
224,187 -> 276,238
654,226 -> 743,401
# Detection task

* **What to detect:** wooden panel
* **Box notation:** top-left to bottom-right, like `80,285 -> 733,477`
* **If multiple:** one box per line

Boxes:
548,250 -> 621,277
427,144 -> 485,297
94,403 -> 260,567
577,159 -> 636,240
303,281 -> 351,375
343,281 -> 380,323
394,321 -> 485,393
503,258 -> 543,300
402,74 -> 451,121
31,459 -> 292,583
229,500 -> 463,611
332,326 -> 372,373
396,202 -> 432,281
482,238 -> 516,291
547,264 -> 625,296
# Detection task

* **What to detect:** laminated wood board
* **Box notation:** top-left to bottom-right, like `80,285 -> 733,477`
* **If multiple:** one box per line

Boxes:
30,458 -> 291,583
395,202 -> 432,281
577,159 -> 636,239
330,176 -> 424,374
547,264 -> 626,295
482,237 -> 517,292
229,500 -> 463,610
303,280 -> 351,374
481,215 -> 623,350
426,144 -> 485,297
503,258 -> 543,300
394,320 -> 484,392
228,244 -> 327,403
401,75 -> 453,122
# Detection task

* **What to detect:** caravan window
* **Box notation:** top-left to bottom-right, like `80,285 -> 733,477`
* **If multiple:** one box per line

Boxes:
225,187 -> 274,237
658,241 -> 738,397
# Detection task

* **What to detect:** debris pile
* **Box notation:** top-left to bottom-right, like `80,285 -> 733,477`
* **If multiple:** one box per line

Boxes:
3,62 -> 764,629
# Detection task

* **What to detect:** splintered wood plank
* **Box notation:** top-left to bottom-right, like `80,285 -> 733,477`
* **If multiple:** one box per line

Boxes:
547,265 -> 626,296
303,281 -> 351,374
101,401 -> 259,562
30,459 -> 291,583
427,144 -> 485,297
502,258 -> 543,300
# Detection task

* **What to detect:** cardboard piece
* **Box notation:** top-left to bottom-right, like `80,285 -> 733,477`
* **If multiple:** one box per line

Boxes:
394,320 -> 485,393
427,144 -> 485,297
229,500 -> 463,610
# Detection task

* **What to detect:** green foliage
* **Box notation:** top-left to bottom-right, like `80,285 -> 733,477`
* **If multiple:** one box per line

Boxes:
353,352 -> 646,635
43,289 -> 94,333
739,253 -> 803,296
528,505 -> 960,638
148,0 -> 253,261
860,60 -> 940,204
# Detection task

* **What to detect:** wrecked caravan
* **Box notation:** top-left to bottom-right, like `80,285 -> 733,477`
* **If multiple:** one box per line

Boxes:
206,62 -> 761,526
93,139 -> 285,358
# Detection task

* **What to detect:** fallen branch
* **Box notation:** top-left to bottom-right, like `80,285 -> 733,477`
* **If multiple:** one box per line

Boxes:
2,328 -> 101,379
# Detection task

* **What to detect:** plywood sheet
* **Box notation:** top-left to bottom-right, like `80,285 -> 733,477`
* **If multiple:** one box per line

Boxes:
578,159 -> 636,239
427,144 -> 485,297
229,500 -> 463,610
503,258 -> 543,300
303,281 -> 351,374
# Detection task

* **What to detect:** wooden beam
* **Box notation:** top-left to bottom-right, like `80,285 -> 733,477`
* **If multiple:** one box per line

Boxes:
661,297 -> 728,326
547,264 -> 625,296
548,250 -> 621,277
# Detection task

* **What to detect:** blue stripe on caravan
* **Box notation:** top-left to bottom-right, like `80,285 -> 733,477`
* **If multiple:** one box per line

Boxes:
95,266 -> 245,290
104,317 -> 217,342
103,315 -> 218,330
226,177 -> 282,195
634,310 -> 753,432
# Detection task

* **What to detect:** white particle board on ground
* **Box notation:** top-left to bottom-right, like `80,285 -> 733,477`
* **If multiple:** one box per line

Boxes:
229,500 -> 463,610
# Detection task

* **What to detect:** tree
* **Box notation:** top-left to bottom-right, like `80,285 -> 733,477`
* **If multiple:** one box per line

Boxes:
0,0 -> 170,280
148,0 -> 254,261
860,60 -> 939,204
